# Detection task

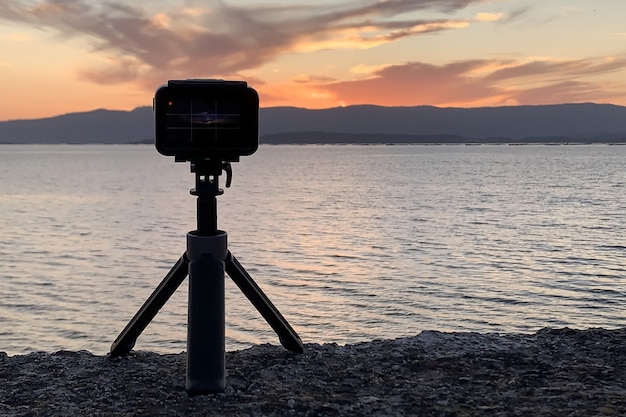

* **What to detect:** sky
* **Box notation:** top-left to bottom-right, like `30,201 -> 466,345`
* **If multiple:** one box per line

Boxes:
0,0 -> 625,121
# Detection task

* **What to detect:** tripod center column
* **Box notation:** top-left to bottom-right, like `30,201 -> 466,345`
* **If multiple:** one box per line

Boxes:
186,230 -> 228,395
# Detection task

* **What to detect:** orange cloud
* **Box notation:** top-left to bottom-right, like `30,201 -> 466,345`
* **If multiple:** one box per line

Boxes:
264,57 -> 626,108
0,0 -> 489,88
474,12 -> 504,22
292,19 -> 471,52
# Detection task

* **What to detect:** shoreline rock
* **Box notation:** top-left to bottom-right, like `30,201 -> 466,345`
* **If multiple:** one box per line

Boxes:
1,328 -> 625,416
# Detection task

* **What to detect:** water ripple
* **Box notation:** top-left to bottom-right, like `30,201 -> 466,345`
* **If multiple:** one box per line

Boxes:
0,144 -> 625,355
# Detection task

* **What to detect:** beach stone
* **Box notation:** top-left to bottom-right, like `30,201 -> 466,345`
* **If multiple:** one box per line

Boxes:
0,328 -> 625,416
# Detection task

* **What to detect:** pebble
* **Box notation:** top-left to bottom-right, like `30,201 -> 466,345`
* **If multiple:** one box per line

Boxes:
0,328 -> 625,416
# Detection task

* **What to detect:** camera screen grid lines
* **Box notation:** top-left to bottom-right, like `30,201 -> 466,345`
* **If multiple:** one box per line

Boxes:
165,99 -> 242,144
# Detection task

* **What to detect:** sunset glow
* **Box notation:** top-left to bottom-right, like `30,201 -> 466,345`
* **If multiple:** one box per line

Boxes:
0,0 -> 625,120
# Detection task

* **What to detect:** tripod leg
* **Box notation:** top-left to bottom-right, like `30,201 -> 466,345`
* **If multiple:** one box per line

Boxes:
225,252 -> 304,353
110,254 -> 189,357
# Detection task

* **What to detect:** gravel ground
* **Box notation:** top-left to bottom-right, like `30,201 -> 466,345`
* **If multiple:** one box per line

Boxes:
1,327 -> 625,416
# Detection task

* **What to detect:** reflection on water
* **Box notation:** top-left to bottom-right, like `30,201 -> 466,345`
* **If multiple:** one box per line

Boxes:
0,144 -> 624,355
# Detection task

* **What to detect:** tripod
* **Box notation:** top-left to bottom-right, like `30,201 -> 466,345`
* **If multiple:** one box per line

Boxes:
110,159 -> 303,395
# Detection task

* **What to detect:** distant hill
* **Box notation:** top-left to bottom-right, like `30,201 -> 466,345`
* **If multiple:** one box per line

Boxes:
259,103 -> 626,143
0,107 -> 154,144
1,103 -> 625,144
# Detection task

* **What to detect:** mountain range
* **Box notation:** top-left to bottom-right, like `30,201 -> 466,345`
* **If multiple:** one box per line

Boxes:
1,103 -> 625,144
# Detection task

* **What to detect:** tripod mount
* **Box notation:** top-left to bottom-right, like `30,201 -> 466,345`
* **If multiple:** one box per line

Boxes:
110,159 -> 303,395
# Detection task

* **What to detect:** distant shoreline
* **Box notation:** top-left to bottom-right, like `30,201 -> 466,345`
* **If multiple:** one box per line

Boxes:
1,139 -> 625,146
259,131 -> 626,145
1,130 -> 626,146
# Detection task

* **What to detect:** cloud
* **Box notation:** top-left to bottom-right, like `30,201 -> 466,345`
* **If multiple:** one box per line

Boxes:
0,0 -> 488,86
315,56 -> 626,107
485,58 -> 626,82
511,81 -> 606,105
474,12 -> 504,22
322,60 -> 501,106
7,1 -> 619,108
1,32 -> 31,42
506,6 -> 531,22
350,63 -> 395,75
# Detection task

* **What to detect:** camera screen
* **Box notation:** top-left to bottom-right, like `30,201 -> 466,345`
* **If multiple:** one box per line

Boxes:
164,99 -> 242,144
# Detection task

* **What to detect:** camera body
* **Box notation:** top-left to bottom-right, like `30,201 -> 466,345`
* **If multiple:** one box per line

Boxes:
154,80 -> 259,162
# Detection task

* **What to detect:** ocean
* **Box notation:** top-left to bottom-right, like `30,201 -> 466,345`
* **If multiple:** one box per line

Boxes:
0,144 -> 624,355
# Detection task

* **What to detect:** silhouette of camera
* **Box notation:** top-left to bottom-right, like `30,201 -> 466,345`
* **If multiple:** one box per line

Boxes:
154,79 -> 259,162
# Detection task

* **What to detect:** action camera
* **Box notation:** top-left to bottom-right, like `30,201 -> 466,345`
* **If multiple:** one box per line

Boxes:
154,80 -> 259,161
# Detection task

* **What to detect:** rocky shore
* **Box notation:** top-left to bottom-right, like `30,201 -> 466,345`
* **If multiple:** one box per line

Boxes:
1,328 -> 625,416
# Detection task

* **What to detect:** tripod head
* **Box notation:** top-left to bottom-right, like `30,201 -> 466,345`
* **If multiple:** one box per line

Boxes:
188,159 -> 234,236
190,159 -> 233,192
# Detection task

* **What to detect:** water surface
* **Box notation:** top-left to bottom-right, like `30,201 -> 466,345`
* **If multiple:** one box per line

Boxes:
0,144 -> 624,355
